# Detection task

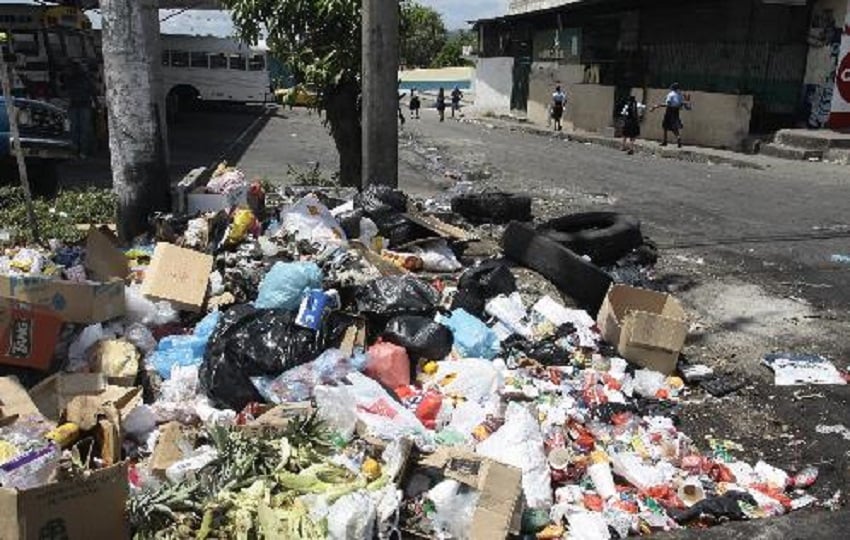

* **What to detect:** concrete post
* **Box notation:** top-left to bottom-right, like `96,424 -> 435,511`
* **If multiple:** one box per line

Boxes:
362,0 -> 399,188
101,0 -> 170,241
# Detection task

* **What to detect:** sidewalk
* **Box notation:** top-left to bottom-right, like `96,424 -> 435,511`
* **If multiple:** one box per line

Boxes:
469,114 -> 777,170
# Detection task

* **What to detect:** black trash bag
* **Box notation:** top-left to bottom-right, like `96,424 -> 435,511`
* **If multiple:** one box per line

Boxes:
355,185 -> 408,217
336,208 -> 365,239
382,316 -> 454,360
500,325 -> 575,365
356,276 -> 440,318
451,260 -> 516,317
671,491 -> 757,523
353,186 -> 425,247
199,305 -> 352,410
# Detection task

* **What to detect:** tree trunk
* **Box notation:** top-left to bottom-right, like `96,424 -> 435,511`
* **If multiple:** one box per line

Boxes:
101,0 -> 170,242
323,78 -> 362,188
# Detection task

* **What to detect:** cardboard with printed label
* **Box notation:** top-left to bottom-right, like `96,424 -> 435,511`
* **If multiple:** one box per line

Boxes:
404,448 -> 524,540
141,243 -> 213,312
0,229 -> 127,324
0,300 -> 63,371
0,463 -> 129,540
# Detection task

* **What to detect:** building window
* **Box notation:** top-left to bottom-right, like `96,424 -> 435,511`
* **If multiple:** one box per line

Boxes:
162,50 -> 170,66
248,54 -> 266,71
210,53 -> 228,69
190,51 -> 208,68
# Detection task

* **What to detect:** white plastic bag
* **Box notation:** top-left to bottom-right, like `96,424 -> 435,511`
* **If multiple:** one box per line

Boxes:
282,194 -> 347,244
476,402 -> 552,509
315,385 -> 358,441
327,491 -> 377,540
346,372 -> 430,443
632,369 -> 666,398
486,292 -> 532,339
410,239 -> 462,272
567,511 -> 611,540
68,323 -> 109,371
125,285 -> 178,326
433,358 -> 503,405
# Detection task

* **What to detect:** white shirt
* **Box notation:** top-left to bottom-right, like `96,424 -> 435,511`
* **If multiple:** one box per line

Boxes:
621,102 -> 646,117
665,91 -> 684,108
552,91 -> 566,105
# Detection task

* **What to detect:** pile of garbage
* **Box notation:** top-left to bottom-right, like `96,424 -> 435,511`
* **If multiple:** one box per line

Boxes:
0,177 -> 831,539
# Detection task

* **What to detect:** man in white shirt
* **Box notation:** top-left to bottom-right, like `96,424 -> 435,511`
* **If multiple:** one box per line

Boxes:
551,86 -> 567,131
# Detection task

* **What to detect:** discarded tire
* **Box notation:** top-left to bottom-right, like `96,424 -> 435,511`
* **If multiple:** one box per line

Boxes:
539,212 -> 642,265
502,221 -> 612,316
451,192 -> 532,224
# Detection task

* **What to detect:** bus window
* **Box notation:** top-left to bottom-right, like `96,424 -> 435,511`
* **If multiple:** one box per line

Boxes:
210,53 -> 227,69
46,31 -> 63,58
65,33 -> 83,58
11,32 -> 40,56
190,52 -> 208,68
228,54 -> 245,70
170,51 -> 189,68
162,50 -> 170,66
248,54 -> 266,71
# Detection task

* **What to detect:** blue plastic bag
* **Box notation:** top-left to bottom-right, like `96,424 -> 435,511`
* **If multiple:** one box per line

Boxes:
255,262 -> 323,311
439,309 -> 500,360
148,311 -> 221,379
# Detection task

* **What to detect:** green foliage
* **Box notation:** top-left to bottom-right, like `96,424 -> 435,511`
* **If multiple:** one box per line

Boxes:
0,186 -> 117,244
286,163 -> 340,187
400,1 -> 447,68
223,0 -> 362,105
432,30 -> 476,68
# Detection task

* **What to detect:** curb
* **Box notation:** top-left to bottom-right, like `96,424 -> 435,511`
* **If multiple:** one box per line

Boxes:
474,117 -> 767,171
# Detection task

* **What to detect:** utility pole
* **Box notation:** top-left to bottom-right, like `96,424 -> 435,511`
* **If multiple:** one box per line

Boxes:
101,0 -> 170,242
361,0 -> 399,188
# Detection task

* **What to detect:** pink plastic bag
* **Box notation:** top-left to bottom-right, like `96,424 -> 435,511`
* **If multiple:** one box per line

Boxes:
365,341 -> 411,390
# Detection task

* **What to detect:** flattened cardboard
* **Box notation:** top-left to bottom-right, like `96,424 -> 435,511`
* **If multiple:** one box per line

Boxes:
84,228 -> 130,282
597,284 -> 688,374
0,275 -> 125,324
28,373 -> 114,423
411,448 -> 524,540
142,243 -> 213,312
151,422 -> 192,479
0,377 -> 41,421
0,463 -> 129,540
0,300 -> 63,371
402,212 -> 475,242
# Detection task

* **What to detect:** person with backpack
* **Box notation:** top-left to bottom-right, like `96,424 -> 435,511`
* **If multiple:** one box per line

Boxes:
620,95 -> 646,155
450,86 -> 464,119
409,88 -> 421,119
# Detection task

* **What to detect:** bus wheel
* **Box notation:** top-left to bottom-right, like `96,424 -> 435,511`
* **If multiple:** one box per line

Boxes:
167,86 -> 200,123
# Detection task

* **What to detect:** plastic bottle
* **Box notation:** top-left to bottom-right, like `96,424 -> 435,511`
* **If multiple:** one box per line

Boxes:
587,450 -> 617,499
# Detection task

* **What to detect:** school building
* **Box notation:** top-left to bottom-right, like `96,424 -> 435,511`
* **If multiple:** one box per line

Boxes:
472,0 -> 850,150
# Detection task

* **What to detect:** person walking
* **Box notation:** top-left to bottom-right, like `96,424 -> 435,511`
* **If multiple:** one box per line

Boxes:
450,86 -> 463,119
620,95 -> 645,155
652,83 -> 690,147
65,62 -> 96,158
551,85 -> 567,131
409,88 -> 421,119
436,87 -> 446,122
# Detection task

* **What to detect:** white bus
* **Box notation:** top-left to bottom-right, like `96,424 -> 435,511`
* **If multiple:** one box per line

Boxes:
161,35 -> 272,115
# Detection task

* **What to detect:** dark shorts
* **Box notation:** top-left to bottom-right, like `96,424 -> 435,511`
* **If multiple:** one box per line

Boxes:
552,103 -> 564,121
623,118 -> 640,138
663,107 -> 682,132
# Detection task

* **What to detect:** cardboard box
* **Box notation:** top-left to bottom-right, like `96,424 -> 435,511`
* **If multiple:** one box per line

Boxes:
0,229 -> 127,324
0,275 -> 125,324
0,463 -> 129,540
0,300 -> 63,371
142,243 -> 213,312
404,448 -> 524,540
28,373 -> 108,423
597,284 -> 688,374
151,422 -> 194,479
